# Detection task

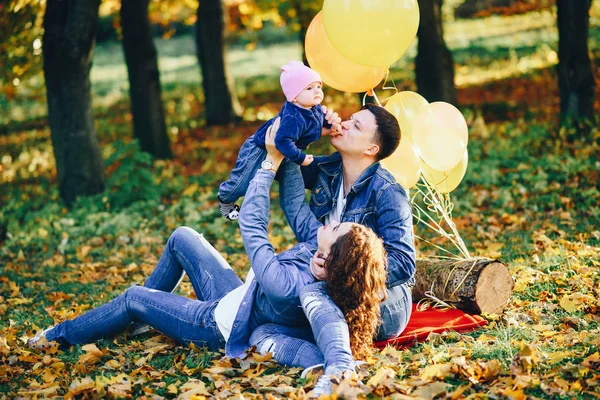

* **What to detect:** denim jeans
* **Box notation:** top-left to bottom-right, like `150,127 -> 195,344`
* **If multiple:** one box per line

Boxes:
250,281 -> 412,374
218,135 -> 267,204
47,227 -> 242,349
249,324 -> 323,369
250,283 -> 356,376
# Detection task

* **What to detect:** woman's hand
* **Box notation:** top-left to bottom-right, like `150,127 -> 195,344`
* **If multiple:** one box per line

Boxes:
310,252 -> 328,281
265,117 -> 285,171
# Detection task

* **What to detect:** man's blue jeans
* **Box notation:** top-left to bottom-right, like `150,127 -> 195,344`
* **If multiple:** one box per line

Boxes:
47,227 -> 242,349
250,281 -> 412,375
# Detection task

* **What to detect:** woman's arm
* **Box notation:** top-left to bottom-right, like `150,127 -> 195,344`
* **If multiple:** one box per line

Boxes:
238,119 -> 309,304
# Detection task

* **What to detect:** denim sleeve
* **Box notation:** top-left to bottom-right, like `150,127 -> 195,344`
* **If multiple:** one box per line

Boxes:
239,169 -> 307,307
279,161 -> 321,245
275,112 -> 306,165
377,184 -> 417,286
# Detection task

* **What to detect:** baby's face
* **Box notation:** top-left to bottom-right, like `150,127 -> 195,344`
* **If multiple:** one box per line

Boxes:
294,81 -> 323,108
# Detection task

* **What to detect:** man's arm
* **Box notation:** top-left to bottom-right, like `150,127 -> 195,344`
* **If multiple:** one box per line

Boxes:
376,184 -> 417,286
279,161 -> 321,245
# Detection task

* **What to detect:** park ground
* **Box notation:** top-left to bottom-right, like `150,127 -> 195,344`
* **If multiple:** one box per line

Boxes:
1,7 -> 600,399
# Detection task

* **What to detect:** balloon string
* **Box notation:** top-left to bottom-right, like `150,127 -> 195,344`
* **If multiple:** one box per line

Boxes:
380,69 -> 398,106
371,90 -> 382,106
362,90 -> 382,107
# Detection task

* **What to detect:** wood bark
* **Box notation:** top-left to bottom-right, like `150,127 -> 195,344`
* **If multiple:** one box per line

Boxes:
415,0 -> 458,105
556,0 -> 596,124
121,0 -> 172,159
43,0 -> 105,206
413,258 -> 514,314
195,0 -> 242,126
290,0 -> 319,65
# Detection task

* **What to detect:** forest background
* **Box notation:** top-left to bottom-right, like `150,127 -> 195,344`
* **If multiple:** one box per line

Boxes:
1,0 -> 599,398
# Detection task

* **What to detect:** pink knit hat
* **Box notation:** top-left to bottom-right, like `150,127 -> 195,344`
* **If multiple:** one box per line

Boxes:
280,61 -> 322,102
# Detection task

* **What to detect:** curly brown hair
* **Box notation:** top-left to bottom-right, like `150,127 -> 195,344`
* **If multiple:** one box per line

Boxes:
325,224 -> 388,360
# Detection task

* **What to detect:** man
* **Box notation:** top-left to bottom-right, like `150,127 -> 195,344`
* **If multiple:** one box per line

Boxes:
278,104 -> 416,395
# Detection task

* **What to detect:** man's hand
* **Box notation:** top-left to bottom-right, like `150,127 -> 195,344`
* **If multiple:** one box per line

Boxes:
301,154 -> 314,166
265,117 -> 284,170
310,252 -> 328,281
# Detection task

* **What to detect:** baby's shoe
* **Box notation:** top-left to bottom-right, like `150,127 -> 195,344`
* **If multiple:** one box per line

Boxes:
219,199 -> 240,221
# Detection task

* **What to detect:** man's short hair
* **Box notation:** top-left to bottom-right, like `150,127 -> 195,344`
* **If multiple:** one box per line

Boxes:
361,104 -> 401,161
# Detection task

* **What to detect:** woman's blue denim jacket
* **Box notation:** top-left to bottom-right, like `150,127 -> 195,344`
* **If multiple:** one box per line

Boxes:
227,169 -> 317,359
296,152 -> 416,288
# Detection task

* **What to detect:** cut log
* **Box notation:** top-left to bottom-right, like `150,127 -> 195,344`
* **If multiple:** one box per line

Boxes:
413,258 -> 514,315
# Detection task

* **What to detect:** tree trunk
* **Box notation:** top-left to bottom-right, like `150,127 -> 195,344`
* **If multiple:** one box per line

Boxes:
195,0 -> 242,126
43,0 -> 105,206
556,0 -> 596,124
415,0 -> 458,104
290,0 -> 319,65
121,0 -> 172,159
413,258 -> 514,314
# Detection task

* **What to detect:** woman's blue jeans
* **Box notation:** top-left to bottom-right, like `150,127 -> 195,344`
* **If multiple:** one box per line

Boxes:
47,227 -> 242,349
250,281 -> 412,375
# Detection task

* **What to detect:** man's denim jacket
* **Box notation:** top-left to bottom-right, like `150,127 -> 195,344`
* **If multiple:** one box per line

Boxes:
226,169 -> 316,359
296,152 -> 416,288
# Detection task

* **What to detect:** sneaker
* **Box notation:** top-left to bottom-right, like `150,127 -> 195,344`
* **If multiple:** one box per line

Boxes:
301,363 -> 324,379
311,373 -> 332,398
219,199 -> 240,221
130,322 -> 152,336
27,326 -> 56,350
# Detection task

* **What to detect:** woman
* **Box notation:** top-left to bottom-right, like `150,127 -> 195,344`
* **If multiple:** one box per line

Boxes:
28,122 -> 387,371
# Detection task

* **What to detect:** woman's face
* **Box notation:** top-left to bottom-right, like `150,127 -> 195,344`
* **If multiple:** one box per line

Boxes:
317,221 -> 353,253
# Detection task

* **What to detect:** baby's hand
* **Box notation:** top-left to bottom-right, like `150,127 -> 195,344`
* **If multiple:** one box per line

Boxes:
321,105 -> 342,127
301,154 -> 314,166
330,123 -> 342,137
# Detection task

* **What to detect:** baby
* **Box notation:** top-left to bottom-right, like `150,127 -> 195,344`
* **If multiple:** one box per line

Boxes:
218,60 -> 340,220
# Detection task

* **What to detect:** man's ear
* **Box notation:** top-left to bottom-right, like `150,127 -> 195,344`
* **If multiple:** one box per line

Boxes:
364,144 -> 380,157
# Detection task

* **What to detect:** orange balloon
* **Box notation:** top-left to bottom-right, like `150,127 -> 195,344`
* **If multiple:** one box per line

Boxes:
305,12 -> 387,93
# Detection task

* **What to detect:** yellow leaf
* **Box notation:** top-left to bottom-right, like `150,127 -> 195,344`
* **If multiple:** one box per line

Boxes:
413,382 -> 449,399
68,377 -> 95,395
183,183 -> 199,197
38,227 -> 48,238
81,344 -> 103,357
253,352 -> 272,362
167,384 -> 178,394
366,367 -> 396,387
547,351 -> 570,364
559,295 -> 579,313
531,324 -> 553,332
180,379 -> 211,398
418,364 -> 452,381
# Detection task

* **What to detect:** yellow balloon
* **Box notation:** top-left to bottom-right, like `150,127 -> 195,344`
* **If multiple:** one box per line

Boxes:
421,151 -> 468,193
381,137 -> 421,189
384,91 -> 428,142
412,102 -> 469,171
305,12 -> 387,93
322,0 -> 420,68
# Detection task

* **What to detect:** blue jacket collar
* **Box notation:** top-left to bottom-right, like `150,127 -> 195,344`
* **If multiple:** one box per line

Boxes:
317,152 -> 381,193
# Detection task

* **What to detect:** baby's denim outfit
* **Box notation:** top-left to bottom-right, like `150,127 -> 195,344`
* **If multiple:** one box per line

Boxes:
218,101 -> 329,204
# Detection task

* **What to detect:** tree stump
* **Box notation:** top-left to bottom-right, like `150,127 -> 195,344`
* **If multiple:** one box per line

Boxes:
413,258 -> 514,314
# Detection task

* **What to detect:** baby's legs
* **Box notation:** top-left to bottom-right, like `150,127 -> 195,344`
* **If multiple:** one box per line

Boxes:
218,135 -> 267,205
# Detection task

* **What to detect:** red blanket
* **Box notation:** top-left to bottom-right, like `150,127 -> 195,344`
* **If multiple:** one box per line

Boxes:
374,304 -> 487,349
